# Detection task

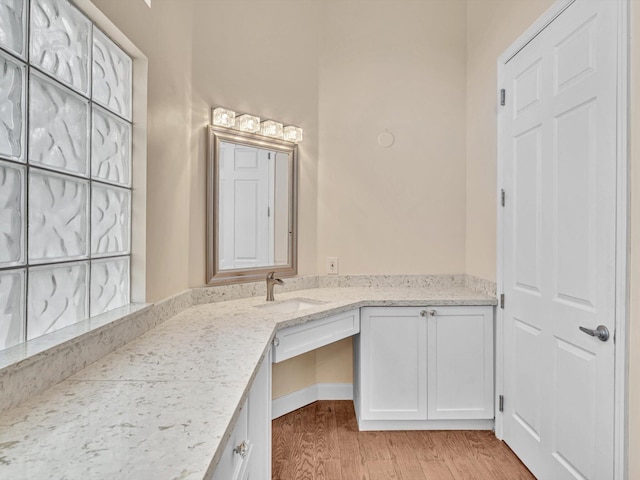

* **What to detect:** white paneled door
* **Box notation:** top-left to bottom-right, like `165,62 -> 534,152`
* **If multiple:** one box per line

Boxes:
219,142 -> 270,270
501,1 -> 618,479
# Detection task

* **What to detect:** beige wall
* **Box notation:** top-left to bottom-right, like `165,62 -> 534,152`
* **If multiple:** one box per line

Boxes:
317,0 -> 467,275
272,338 -> 353,398
465,0 -> 554,281
272,350 -> 316,399
90,0 -> 195,303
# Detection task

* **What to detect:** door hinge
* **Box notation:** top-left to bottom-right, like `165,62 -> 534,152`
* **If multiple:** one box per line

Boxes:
500,294 -> 505,309
500,89 -> 506,106
499,395 -> 504,412
501,189 -> 505,207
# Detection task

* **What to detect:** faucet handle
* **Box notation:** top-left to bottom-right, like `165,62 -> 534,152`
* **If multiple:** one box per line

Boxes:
266,271 -> 282,302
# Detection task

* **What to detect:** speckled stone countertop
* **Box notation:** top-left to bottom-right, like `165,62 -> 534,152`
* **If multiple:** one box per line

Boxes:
0,285 -> 495,480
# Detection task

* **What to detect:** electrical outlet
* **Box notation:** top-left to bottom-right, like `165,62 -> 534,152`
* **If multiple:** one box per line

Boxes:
327,257 -> 338,275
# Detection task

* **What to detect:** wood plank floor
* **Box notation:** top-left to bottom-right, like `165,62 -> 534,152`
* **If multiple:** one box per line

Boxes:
272,401 -> 536,480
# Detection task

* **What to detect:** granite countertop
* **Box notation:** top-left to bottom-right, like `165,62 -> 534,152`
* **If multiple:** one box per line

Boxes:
0,285 -> 496,480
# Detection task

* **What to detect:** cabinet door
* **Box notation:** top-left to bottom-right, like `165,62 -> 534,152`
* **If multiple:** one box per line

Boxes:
427,306 -> 494,420
212,400 -> 249,480
359,307 -> 428,421
246,354 -> 271,479
212,349 -> 272,480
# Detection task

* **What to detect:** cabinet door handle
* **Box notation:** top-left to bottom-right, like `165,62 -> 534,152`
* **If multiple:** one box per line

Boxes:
429,309 -> 437,316
234,440 -> 248,458
420,310 -> 428,317
272,337 -> 280,347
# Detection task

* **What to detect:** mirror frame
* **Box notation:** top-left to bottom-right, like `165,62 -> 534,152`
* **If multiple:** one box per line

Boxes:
206,125 -> 298,285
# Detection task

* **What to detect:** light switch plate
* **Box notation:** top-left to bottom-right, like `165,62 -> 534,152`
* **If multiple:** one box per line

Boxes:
327,257 -> 338,275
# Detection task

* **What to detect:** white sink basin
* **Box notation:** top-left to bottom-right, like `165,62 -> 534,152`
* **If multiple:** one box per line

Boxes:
255,298 -> 327,314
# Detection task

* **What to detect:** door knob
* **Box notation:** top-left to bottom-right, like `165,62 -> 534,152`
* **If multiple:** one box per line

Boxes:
579,325 -> 610,342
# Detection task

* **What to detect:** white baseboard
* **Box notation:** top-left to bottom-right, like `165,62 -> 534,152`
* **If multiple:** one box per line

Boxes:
356,418 -> 495,431
271,383 -> 353,419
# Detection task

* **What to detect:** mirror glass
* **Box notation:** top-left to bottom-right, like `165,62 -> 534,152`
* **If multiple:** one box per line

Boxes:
207,126 -> 297,284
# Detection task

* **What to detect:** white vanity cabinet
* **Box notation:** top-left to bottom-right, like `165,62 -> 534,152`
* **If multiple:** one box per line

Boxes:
355,305 -> 494,430
212,351 -> 271,480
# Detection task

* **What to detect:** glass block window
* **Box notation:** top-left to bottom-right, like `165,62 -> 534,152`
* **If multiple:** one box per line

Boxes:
0,0 -> 133,351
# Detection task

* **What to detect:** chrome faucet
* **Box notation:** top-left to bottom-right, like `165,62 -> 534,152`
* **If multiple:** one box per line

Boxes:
266,272 -> 284,301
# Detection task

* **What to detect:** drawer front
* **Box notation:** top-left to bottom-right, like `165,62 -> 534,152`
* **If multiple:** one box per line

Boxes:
272,309 -> 360,363
212,401 -> 249,480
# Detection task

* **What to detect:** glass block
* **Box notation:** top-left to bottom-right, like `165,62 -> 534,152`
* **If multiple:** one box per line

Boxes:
30,0 -> 91,95
0,0 -> 27,58
0,51 -> 25,162
27,262 -> 88,340
90,256 -> 129,317
91,106 -> 131,186
0,268 -> 25,350
92,28 -> 132,120
91,184 -> 130,257
29,169 -> 89,263
0,160 -> 25,266
29,72 -> 90,177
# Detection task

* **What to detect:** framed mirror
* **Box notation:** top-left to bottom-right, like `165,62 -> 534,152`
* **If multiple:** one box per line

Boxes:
207,125 -> 298,284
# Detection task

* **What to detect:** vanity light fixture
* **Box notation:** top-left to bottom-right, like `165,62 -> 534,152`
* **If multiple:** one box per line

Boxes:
283,126 -> 303,143
261,120 -> 284,139
235,114 -> 261,133
212,107 -> 303,143
212,107 -> 236,128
